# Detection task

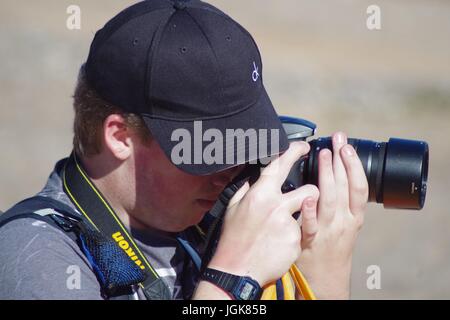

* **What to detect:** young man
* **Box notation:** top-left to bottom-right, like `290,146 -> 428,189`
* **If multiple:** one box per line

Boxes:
0,0 -> 368,300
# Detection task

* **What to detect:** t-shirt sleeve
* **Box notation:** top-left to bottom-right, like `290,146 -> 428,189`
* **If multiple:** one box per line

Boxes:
0,217 -> 103,300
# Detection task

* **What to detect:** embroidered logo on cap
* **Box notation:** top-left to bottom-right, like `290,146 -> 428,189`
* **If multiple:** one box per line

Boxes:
252,61 -> 259,82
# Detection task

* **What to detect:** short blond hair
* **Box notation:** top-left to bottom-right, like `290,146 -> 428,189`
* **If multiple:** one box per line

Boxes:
72,65 -> 151,157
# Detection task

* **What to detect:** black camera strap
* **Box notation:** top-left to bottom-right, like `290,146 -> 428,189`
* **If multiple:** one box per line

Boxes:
200,164 -> 261,272
62,152 -> 171,300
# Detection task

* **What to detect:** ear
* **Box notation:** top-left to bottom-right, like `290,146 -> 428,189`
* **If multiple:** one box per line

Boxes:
103,114 -> 133,161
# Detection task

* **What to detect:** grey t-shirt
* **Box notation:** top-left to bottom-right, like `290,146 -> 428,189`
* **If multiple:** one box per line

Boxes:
0,159 -> 203,300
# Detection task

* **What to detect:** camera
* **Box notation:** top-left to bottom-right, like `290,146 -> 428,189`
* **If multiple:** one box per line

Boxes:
279,116 -> 429,210
200,116 -> 429,270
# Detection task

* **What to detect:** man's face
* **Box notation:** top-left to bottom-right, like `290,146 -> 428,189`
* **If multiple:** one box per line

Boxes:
131,137 -> 244,232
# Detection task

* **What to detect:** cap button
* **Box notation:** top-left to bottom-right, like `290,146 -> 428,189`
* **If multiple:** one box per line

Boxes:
173,0 -> 188,10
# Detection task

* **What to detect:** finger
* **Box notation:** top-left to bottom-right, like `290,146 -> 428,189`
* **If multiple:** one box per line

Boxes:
227,181 -> 250,209
332,132 -> 349,208
300,197 -> 318,247
317,148 -> 336,224
256,141 -> 310,189
340,144 -> 369,218
281,184 -> 319,215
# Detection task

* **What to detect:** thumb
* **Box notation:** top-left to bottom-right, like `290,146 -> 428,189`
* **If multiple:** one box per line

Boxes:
227,181 -> 250,209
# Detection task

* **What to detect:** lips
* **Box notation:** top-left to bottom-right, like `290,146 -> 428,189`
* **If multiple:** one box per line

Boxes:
196,189 -> 223,209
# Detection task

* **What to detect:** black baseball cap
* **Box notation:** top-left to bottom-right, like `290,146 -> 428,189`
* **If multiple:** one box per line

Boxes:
85,0 -> 288,175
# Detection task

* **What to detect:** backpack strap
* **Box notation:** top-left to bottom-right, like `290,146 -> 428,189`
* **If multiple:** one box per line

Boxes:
0,196 -> 83,242
0,196 -> 146,299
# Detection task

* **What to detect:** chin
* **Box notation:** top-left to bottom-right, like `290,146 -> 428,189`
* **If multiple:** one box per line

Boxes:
188,208 -> 208,227
150,205 -> 206,233
165,213 -> 205,233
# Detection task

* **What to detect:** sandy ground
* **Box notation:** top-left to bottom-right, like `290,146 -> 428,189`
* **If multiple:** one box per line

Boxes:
1,0 -> 449,299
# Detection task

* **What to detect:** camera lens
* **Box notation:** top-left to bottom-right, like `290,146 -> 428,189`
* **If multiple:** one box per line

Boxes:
304,137 -> 429,210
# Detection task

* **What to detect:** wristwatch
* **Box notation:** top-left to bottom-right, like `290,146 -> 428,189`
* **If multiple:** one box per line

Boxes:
200,268 -> 262,300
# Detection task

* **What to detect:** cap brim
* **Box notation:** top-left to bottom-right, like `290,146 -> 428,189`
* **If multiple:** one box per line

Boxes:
143,88 -> 289,175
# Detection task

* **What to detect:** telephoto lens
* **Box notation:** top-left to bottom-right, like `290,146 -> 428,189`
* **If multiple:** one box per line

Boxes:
280,116 -> 429,210
305,138 -> 429,209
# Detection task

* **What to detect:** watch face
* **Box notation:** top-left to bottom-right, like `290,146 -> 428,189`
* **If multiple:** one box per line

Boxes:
239,281 -> 256,300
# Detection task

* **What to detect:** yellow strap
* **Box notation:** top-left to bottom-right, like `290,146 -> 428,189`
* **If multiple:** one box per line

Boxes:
260,282 -> 277,300
289,264 -> 316,300
260,265 -> 316,300
281,272 -> 296,300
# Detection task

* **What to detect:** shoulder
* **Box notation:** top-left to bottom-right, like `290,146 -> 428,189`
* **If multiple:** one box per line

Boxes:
0,217 -> 103,299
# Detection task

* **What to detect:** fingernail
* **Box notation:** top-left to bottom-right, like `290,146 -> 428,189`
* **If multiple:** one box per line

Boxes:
343,145 -> 354,156
335,132 -> 345,144
297,141 -> 309,151
320,148 -> 331,160
305,197 -> 315,208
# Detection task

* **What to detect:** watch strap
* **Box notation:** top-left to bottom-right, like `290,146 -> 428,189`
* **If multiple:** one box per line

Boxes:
200,268 -> 262,300
201,268 -> 240,293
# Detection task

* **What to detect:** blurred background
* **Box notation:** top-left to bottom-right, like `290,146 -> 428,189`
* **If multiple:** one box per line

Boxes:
0,0 -> 449,299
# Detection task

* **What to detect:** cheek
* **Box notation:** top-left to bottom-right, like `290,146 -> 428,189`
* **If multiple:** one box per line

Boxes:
151,171 -> 199,204
134,144 -> 205,208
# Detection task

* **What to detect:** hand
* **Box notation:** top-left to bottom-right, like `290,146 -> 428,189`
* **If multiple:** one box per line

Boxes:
295,132 -> 369,299
208,141 -> 319,286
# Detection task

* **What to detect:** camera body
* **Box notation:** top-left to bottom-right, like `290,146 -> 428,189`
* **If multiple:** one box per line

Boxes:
279,116 -> 429,210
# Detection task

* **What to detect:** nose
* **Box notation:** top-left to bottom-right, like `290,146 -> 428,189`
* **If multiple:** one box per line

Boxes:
211,172 -> 233,188
210,165 -> 243,188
